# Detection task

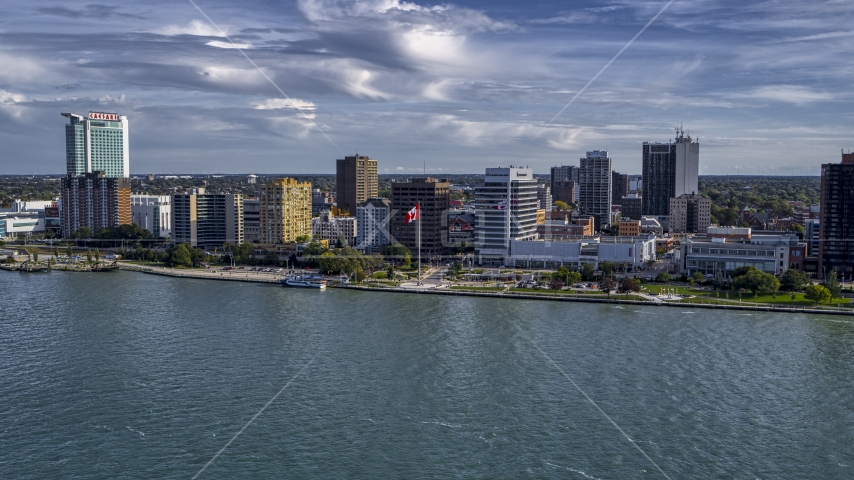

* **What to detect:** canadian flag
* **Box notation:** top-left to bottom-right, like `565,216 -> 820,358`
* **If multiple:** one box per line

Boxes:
404,204 -> 420,224
494,200 -> 507,210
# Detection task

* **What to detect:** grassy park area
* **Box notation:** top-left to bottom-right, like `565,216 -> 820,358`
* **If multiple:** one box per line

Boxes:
644,284 -> 851,307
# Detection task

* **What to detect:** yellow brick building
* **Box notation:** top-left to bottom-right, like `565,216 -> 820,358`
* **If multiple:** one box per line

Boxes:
260,178 -> 312,244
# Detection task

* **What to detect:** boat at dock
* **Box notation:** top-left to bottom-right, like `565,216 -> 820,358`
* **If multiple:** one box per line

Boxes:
281,275 -> 326,289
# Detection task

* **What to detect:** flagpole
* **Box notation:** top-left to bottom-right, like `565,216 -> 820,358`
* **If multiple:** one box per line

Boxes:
417,202 -> 421,285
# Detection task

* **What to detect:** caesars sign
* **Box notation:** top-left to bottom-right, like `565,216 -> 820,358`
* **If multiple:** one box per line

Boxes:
89,112 -> 118,121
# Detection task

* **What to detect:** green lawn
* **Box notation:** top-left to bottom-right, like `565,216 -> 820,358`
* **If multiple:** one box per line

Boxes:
645,285 -> 851,307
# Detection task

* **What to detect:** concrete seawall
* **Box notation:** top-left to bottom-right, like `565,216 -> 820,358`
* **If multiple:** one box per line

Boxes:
117,264 -> 854,318
336,285 -> 854,318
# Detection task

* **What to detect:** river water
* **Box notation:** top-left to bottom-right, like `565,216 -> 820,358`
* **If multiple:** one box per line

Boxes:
1,271 -> 852,479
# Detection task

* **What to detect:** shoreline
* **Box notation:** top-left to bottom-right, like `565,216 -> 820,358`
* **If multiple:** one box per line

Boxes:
111,263 -> 854,318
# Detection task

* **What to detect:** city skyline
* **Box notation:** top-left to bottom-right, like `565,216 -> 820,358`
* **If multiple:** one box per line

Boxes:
0,1 -> 851,175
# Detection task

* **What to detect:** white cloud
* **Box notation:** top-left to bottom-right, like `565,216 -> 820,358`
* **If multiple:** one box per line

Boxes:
206,40 -> 252,49
747,85 -> 833,105
197,65 -> 265,87
782,31 -> 854,42
529,12 -> 597,25
0,90 -> 27,104
254,98 -> 316,111
156,19 -> 225,37
0,53 -> 49,84
98,94 -> 127,103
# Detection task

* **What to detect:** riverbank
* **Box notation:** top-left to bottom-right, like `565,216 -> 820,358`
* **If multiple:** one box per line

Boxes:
337,284 -> 854,317
119,263 -> 283,283
114,263 -> 854,317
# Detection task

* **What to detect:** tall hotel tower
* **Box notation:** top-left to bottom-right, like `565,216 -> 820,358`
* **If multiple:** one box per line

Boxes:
60,111 -> 131,237
62,112 -> 129,178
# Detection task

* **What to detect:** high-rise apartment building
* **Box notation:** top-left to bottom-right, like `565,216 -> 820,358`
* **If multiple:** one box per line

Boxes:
578,151 -> 612,231
391,177 -> 450,255
60,172 -> 131,238
356,198 -> 391,252
336,154 -> 378,215
172,193 -> 243,250
536,183 -> 553,212
243,198 -> 261,243
62,112 -> 129,178
668,193 -> 711,234
551,165 -> 579,203
611,172 -> 628,206
259,178 -> 311,244
818,152 -> 854,279
131,195 -> 171,238
642,127 -> 699,217
474,167 -> 538,264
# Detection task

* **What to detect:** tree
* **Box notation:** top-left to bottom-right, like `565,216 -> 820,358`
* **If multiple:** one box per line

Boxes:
553,200 -> 570,211
317,251 -> 342,274
732,266 -> 757,279
780,269 -> 809,291
86,249 -> 93,264
804,284 -> 831,304
599,277 -> 616,297
66,244 -> 73,258
691,272 -> 705,284
350,267 -> 367,283
580,263 -> 595,281
821,271 -> 842,302
565,271 -> 582,285
302,241 -> 327,257
386,264 -> 395,280
295,234 -> 311,244
619,277 -> 641,294
53,246 -> 59,258
449,261 -> 463,277
74,226 -> 93,243
94,248 -> 100,263
383,244 -> 412,267
732,269 -> 780,296
167,243 -> 193,267
30,248 -> 39,262
600,261 -> 619,277
655,272 -> 670,283
789,223 -> 805,233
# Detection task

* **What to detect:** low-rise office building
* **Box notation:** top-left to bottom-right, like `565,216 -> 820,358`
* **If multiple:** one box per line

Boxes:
618,218 -> 641,236
679,232 -> 800,278
0,213 -> 45,239
509,235 -> 657,270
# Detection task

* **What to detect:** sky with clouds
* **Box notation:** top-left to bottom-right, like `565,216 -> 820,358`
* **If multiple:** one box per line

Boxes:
0,0 -> 851,175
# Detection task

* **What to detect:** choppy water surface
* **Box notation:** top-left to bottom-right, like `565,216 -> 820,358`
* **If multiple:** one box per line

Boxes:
1,271 -> 852,479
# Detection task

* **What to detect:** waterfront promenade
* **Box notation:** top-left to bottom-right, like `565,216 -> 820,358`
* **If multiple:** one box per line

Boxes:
116,263 -> 854,318
119,263 -> 284,284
